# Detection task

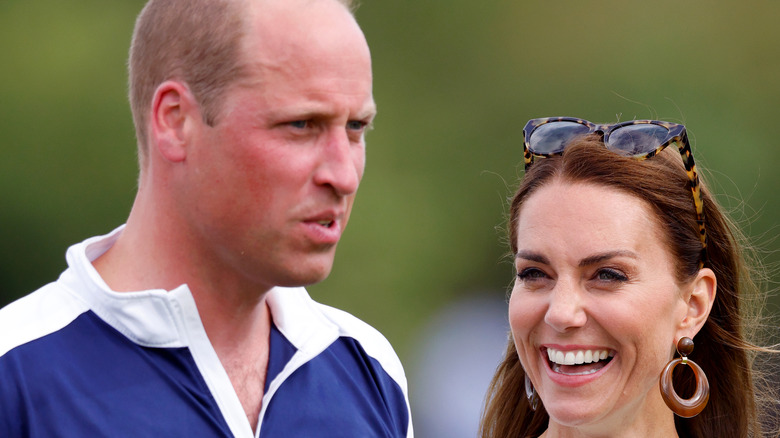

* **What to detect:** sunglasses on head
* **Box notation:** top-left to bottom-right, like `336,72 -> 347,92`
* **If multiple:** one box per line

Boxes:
522,117 -> 707,261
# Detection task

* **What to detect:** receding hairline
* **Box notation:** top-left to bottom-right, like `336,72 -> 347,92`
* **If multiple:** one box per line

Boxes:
128,0 -> 361,168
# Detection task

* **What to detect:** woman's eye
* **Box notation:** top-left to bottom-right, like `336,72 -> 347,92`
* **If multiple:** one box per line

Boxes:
595,268 -> 628,282
517,267 -> 548,281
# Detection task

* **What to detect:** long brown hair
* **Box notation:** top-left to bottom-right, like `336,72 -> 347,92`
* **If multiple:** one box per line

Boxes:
480,136 -> 778,437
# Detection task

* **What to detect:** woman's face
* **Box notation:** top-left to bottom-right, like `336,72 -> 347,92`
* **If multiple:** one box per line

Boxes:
509,180 -> 691,432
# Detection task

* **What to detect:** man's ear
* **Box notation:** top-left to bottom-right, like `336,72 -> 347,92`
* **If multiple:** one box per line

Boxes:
150,81 -> 200,163
676,267 -> 717,339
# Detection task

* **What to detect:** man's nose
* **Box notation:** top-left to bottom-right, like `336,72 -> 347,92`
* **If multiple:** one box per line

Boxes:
313,129 -> 363,196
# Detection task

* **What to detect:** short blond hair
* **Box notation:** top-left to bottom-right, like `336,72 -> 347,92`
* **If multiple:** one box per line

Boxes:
128,0 -> 356,166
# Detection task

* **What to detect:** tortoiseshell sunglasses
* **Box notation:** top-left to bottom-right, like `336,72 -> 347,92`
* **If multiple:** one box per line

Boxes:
522,117 -> 707,262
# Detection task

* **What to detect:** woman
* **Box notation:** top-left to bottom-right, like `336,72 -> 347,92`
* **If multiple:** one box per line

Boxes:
480,118 -> 778,437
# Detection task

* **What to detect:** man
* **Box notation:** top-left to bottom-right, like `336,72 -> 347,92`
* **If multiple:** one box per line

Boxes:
0,0 -> 412,436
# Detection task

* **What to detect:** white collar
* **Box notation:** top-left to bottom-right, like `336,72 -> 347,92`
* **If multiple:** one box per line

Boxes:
61,225 -> 340,351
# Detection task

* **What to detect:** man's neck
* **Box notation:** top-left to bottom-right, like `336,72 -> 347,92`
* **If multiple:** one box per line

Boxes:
92,194 -> 274,432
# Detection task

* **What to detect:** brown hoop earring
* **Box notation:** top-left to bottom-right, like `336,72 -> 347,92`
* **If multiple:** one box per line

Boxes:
659,337 -> 710,418
525,374 -> 540,411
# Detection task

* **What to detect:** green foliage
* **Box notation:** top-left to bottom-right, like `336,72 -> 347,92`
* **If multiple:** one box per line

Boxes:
2,0 -> 779,361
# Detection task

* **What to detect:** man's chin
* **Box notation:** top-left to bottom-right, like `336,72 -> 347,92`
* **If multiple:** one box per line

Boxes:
276,261 -> 335,288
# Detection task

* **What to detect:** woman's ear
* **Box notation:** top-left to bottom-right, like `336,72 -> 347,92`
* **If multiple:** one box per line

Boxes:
676,267 -> 717,339
150,80 -> 200,163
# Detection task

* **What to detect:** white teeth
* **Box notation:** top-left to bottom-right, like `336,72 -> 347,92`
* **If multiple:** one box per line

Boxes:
318,220 -> 332,227
546,348 -> 613,366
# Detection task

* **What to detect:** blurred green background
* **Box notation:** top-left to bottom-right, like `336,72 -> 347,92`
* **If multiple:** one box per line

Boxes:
2,0 -> 779,433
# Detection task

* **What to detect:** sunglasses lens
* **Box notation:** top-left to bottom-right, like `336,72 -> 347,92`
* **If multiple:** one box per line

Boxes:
607,124 -> 670,156
529,121 -> 590,154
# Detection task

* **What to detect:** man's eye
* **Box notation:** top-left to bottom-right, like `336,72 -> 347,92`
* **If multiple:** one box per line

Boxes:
289,120 -> 309,129
347,120 -> 367,131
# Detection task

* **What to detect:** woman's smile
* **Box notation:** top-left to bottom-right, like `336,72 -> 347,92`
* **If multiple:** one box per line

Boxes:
545,347 -> 615,376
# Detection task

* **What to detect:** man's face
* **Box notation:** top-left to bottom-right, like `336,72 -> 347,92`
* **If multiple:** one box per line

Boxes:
180,0 -> 375,291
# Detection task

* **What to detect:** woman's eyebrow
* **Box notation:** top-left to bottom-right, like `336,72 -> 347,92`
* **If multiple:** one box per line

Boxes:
578,250 -> 638,267
515,250 -> 549,265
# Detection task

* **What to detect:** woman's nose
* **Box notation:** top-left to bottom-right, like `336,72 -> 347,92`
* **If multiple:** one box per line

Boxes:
544,281 -> 587,332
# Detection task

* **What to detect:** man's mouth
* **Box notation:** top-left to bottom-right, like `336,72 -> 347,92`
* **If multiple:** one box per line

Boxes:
316,220 -> 335,228
301,214 -> 342,245
546,347 -> 615,376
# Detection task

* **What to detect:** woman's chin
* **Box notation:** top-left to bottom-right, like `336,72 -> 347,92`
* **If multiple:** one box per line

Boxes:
544,400 -> 611,429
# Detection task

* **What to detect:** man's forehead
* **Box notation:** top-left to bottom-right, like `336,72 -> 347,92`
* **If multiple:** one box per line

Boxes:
240,0 -> 368,67
246,0 -> 358,33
